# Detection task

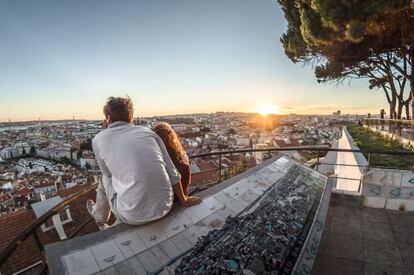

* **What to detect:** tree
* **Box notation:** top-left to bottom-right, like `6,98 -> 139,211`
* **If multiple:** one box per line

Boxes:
80,139 -> 92,151
315,51 -> 411,119
278,0 -> 414,119
200,127 -> 211,133
30,146 -> 36,155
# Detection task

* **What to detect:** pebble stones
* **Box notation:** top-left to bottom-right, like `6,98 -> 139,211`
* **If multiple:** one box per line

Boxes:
174,164 -> 325,274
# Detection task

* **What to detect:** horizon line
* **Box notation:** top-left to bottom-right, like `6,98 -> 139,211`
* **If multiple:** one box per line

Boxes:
0,112 -> 367,124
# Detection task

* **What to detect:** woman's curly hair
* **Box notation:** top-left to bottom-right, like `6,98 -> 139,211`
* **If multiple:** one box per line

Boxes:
153,123 -> 189,165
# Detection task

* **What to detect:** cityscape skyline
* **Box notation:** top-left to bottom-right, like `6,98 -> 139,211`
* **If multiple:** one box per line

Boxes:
1,2 -> 413,274
1,110 -> 361,124
0,0 -> 387,122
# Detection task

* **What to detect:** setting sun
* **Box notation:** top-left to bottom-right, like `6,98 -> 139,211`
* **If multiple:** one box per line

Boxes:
256,104 -> 278,116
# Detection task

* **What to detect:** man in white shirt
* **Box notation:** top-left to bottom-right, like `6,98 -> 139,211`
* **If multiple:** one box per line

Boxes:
87,96 -> 201,228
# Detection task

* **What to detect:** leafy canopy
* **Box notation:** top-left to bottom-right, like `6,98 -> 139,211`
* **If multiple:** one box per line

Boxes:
279,0 -> 414,65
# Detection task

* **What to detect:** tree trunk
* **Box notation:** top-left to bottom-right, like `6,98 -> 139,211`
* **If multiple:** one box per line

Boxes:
410,53 -> 414,120
397,103 -> 403,119
405,102 -> 410,120
411,88 -> 414,120
390,101 -> 396,119
394,104 -> 404,119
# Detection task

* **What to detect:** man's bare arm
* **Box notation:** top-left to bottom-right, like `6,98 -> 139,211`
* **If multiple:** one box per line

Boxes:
153,134 -> 181,185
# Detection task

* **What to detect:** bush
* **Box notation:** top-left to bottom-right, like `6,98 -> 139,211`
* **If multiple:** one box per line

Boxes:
347,125 -> 414,170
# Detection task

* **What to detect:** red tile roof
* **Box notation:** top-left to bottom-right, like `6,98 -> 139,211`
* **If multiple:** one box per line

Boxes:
225,154 -> 243,162
0,193 -> 13,204
56,184 -> 86,198
246,157 -> 257,168
14,186 -> 33,197
33,181 -> 56,189
274,138 -> 301,148
192,169 -> 219,186
0,188 -> 98,274
195,159 -> 217,171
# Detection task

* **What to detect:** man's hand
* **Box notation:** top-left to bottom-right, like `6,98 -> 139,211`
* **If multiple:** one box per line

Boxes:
181,196 -> 202,207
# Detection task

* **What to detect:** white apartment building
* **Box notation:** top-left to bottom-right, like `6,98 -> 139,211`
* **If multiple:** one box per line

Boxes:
253,143 -> 271,164
235,135 -> 251,147
14,158 -> 55,176
0,143 -> 31,160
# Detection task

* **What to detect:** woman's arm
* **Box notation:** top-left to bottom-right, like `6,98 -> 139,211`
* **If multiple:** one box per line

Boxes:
172,182 -> 202,207
178,162 -> 191,195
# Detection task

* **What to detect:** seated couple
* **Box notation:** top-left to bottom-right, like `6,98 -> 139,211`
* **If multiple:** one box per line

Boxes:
86,96 -> 202,229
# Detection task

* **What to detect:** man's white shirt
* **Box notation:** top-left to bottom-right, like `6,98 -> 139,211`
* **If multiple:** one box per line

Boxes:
92,121 -> 181,224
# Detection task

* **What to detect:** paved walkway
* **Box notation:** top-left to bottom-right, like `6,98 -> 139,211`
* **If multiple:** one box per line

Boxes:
312,195 -> 414,275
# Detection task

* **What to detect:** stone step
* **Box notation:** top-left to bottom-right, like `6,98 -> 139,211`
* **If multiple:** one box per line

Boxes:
330,192 -> 363,207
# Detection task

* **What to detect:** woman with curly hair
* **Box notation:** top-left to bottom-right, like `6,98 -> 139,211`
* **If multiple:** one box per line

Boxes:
153,123 -> 202,207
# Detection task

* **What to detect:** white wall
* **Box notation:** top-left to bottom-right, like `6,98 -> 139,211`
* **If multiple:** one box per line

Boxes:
334,127 -> 368,193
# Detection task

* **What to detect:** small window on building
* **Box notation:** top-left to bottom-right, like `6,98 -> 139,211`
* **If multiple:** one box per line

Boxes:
44,219 -> 54,228
59,210 -> 68,221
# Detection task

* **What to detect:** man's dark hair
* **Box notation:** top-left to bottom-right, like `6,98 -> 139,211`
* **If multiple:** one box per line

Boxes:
103,96 -> 134,123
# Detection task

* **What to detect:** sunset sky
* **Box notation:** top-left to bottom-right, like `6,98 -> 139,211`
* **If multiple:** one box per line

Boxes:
0,0 -> 386,122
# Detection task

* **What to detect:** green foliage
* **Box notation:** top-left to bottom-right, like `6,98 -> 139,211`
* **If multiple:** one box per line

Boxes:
200,127 -> 211,133
278,0 -> 414,119
280,0 -> 412,50
221,158 -> 249,182
80,139 -> 92,151
347,125 -> 414,170
278,0 -> 414,80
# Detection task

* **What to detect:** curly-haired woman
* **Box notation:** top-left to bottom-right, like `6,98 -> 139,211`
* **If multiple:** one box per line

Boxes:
153,123 -> 202,207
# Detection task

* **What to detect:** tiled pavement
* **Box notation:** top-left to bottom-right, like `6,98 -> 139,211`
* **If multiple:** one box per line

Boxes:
312,195 -> 414,275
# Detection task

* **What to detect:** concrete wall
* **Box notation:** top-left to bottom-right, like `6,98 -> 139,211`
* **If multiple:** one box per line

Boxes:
293,178 -> 333,274
362,168 -> 414,211
317,140 -> 338,175
334,127 -> 368,193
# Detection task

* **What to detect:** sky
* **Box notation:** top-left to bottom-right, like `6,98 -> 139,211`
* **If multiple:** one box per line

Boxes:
0,0 -> 387,122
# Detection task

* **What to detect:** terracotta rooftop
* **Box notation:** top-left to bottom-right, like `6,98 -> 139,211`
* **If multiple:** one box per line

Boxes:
192,169 -> 219,186
195,159 -> 217,171
0,193 -> 13,204
0,190 -> 98,275
14,186 -> 34,197
274,138 -> 301,148
57,184 -> 89,198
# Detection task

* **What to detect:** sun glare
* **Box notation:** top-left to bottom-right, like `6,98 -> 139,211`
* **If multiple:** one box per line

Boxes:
256,104 -> 277,116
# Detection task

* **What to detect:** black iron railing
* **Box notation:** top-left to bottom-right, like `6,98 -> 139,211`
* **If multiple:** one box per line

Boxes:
2,146 -> 414,274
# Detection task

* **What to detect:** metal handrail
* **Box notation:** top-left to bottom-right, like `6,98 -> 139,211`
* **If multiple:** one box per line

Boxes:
363,118 -> 414,123
362,118 -> 414,140
0,183 -> 98,268
190,146 -> 414,157
2,146 -> 414,270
